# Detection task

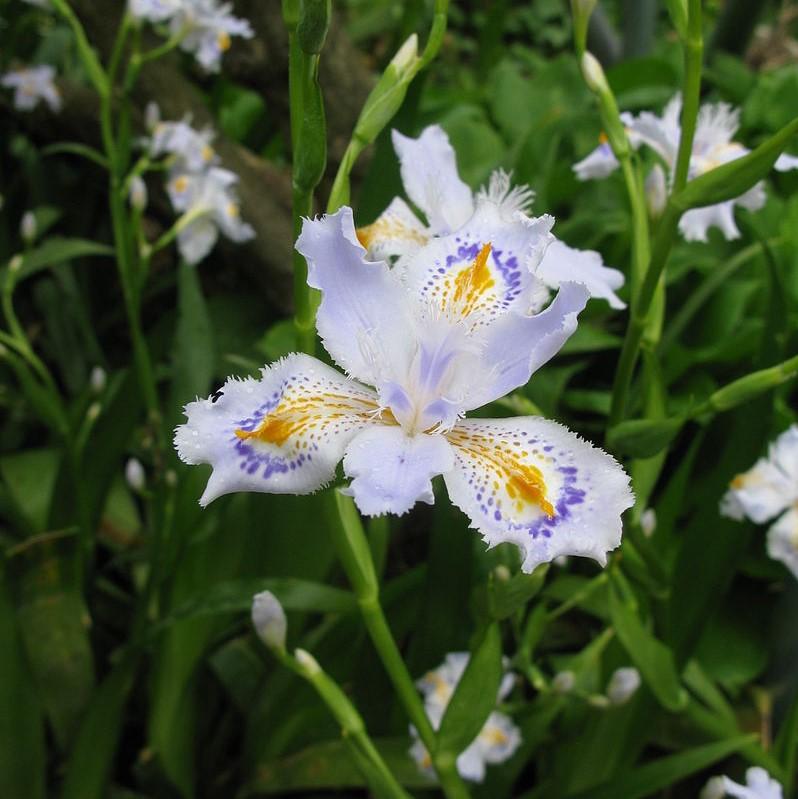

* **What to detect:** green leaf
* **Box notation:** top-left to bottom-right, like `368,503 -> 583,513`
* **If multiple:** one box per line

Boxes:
608,574 -> 687,712
61,657 -> 139,799
2,237 -> 113,283
607,416 -> 685,458
436,623 -> 503,758
0,448 -> 59,533
674,115 -> 798,211
41,141 -> 109,169
488,566 -> 549,620
564,735 -> 757,799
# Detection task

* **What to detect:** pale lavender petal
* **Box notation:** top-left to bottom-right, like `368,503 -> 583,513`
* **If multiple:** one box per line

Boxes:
767,508 -> 798,580
537,239 -> 626,310
174,354 -> 380,506
465,281 -> 589,410
296,207 -> 416,386
443,417 -> 633,572
573,141 -> 620,181
342,426 -> 454,516
775,153 -> 798,172
392,126 -> 475,234
679,201 -> 740,242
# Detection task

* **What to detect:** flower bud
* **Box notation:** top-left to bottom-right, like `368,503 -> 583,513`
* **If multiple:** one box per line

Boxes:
294,648 -> 321,676
606,666 -> 641,705
581,52 -> 610,96
640,508 -> 657,538
86,402 -> 102,422
700,777 -> 726,799
165,469 -> 178,487
145,101 -> 160,132
129,176 -> 148,212
493,564 -> 511,582
390,33 -> 419,76
570,0 -> 597,55
20,211 -> 37,244
9,254 -> 23,273
90,366 -> 107,394
645,164 -> 667,218
552,670 -> 576,694
588,693 -> 611,708
125,458 -> 146,493
251,591 -> 287,652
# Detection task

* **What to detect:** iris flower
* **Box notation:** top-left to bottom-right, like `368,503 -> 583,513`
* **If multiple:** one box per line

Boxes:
409,652 -> 521,783
359,125 -> 627,310
1,65 -> 61,113
721,425 -> 798,580
175,178 -> 632,570
701,767 -> 783,799
167,167 -> 254,265
148,107 -> 218,173
574,94 -> 798,242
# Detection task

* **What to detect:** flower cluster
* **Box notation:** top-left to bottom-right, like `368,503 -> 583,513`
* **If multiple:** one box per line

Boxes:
574,93 -> 798,242
409,653 -> 521,782
720,425 -> 798,579
175,124 -> 634,572
1,64 -> 61,113
129,0 -> 253,72
146,104 -> 254,265
701,767 -> 783,799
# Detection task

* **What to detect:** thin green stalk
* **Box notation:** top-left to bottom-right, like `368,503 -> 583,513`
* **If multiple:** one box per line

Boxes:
608,0 -> 703,426
619,156 -> 650,301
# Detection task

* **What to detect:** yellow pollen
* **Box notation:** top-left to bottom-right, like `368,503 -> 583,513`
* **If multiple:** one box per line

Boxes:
731,474 -> 746,490
172,176 -> 189,193
218,31 -> 231,51
598,131 -> 609,144
227,203 -> 240,218
506,465 -> 555,518
202,144 -> 215,162
485,727 -> 509,746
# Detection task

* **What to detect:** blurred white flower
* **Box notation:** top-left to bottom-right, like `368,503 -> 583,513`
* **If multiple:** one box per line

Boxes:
645,163 -> 667,218
251,591 -> 287,652
552,670 -> 576,694
125,458 -> 146,492
701,767 -> 783,799
129,0 -> 182,23
149,113 -> 218,173
606,666 -> 640,705
167,167 -> 255,265
1,65 -> 61,112
640,507 -> 657,538
574,93 -> 798,242
410,652 -> 521,783
90,366 -> 107,394
721,425 -> 798,580
129,176 -> 148,212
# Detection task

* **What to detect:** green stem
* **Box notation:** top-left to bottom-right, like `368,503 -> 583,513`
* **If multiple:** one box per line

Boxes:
292,186 -> 315,354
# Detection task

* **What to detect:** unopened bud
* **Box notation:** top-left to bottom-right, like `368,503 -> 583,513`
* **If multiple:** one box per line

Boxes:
588,693 -> 611,708
493,564 -> 511,582
20,211 -> 37,244
145,101 -> 160,132
129,176 -> 148,212
90,366 -> 106,394
645,164 -> 667,218
86,402 -> 102,422
390,33 -> 419,76
581,52 -> 610,95
294,648 -> 321,676
552,670 -> 576,694
640,508 -> 657,538
700,777 -> 727,799
606,667 -> 641,705
9,254 -> 23,273
251,591 -> 287,652
165,469 -> 178,487
125,457 -> 146,492
553,555 -> 570,568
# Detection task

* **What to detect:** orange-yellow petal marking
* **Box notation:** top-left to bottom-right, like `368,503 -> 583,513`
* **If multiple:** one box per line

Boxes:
445,242 -> 496,318
356,216 -> 428,251
447,428 -> 555,519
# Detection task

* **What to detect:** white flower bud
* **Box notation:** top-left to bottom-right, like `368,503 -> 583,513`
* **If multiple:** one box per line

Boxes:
125,458 -> 146,493
552,670 -> 576,694
294,648 -> 321,676
493,564 -> 511,582
581,52 -> 610,95
20,211 -> 37,244
129,176 -> 148,212
86,402 -> 102,422
700,777 -> 727,799
145,101 -> 160,132
588,693 -> 611,708
606,667 -> 641,705
90,366 -> 107,394
553,555 -> 570,568
390,33 -> 419,76
640,508 -> 657,538
645,164 -> 667,218
251,591 -> 287,652
9,254 -> 23,273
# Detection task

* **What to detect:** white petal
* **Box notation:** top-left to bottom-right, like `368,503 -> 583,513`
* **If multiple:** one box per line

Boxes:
465,281 -> 589,410
178,217 -> 218,265
356,196 -> 430,261
767,509 -> 798,580
694,101 -> 740,151
174,354 -> 380,506
573,141 -> 620,181
456,742 -> 487,783
401,200 -> 554,324
679,202 -> 740,242
342,426 -> 454,516
775,153 -> 798,172
537,239 -> 626,309
476,711 -> 522,764
296,207 -> 416,386
443,417 -> 633,572
767,424 -> 798,481
392,126 -> 475,234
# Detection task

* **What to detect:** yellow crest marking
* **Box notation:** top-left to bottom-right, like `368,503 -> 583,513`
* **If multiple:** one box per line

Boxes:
447,242 -> 495,318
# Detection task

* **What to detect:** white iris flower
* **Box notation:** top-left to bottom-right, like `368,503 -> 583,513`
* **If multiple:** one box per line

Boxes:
167,167 -> 254,265
358,125 -> 627,310
701,767 -> 783,799
175,189 -> 633,570
149,112 -> 218,173
721,425 -> 798,580
1,65 -> 61,113
574,94 -> 798,242
409,652 -> 521,783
